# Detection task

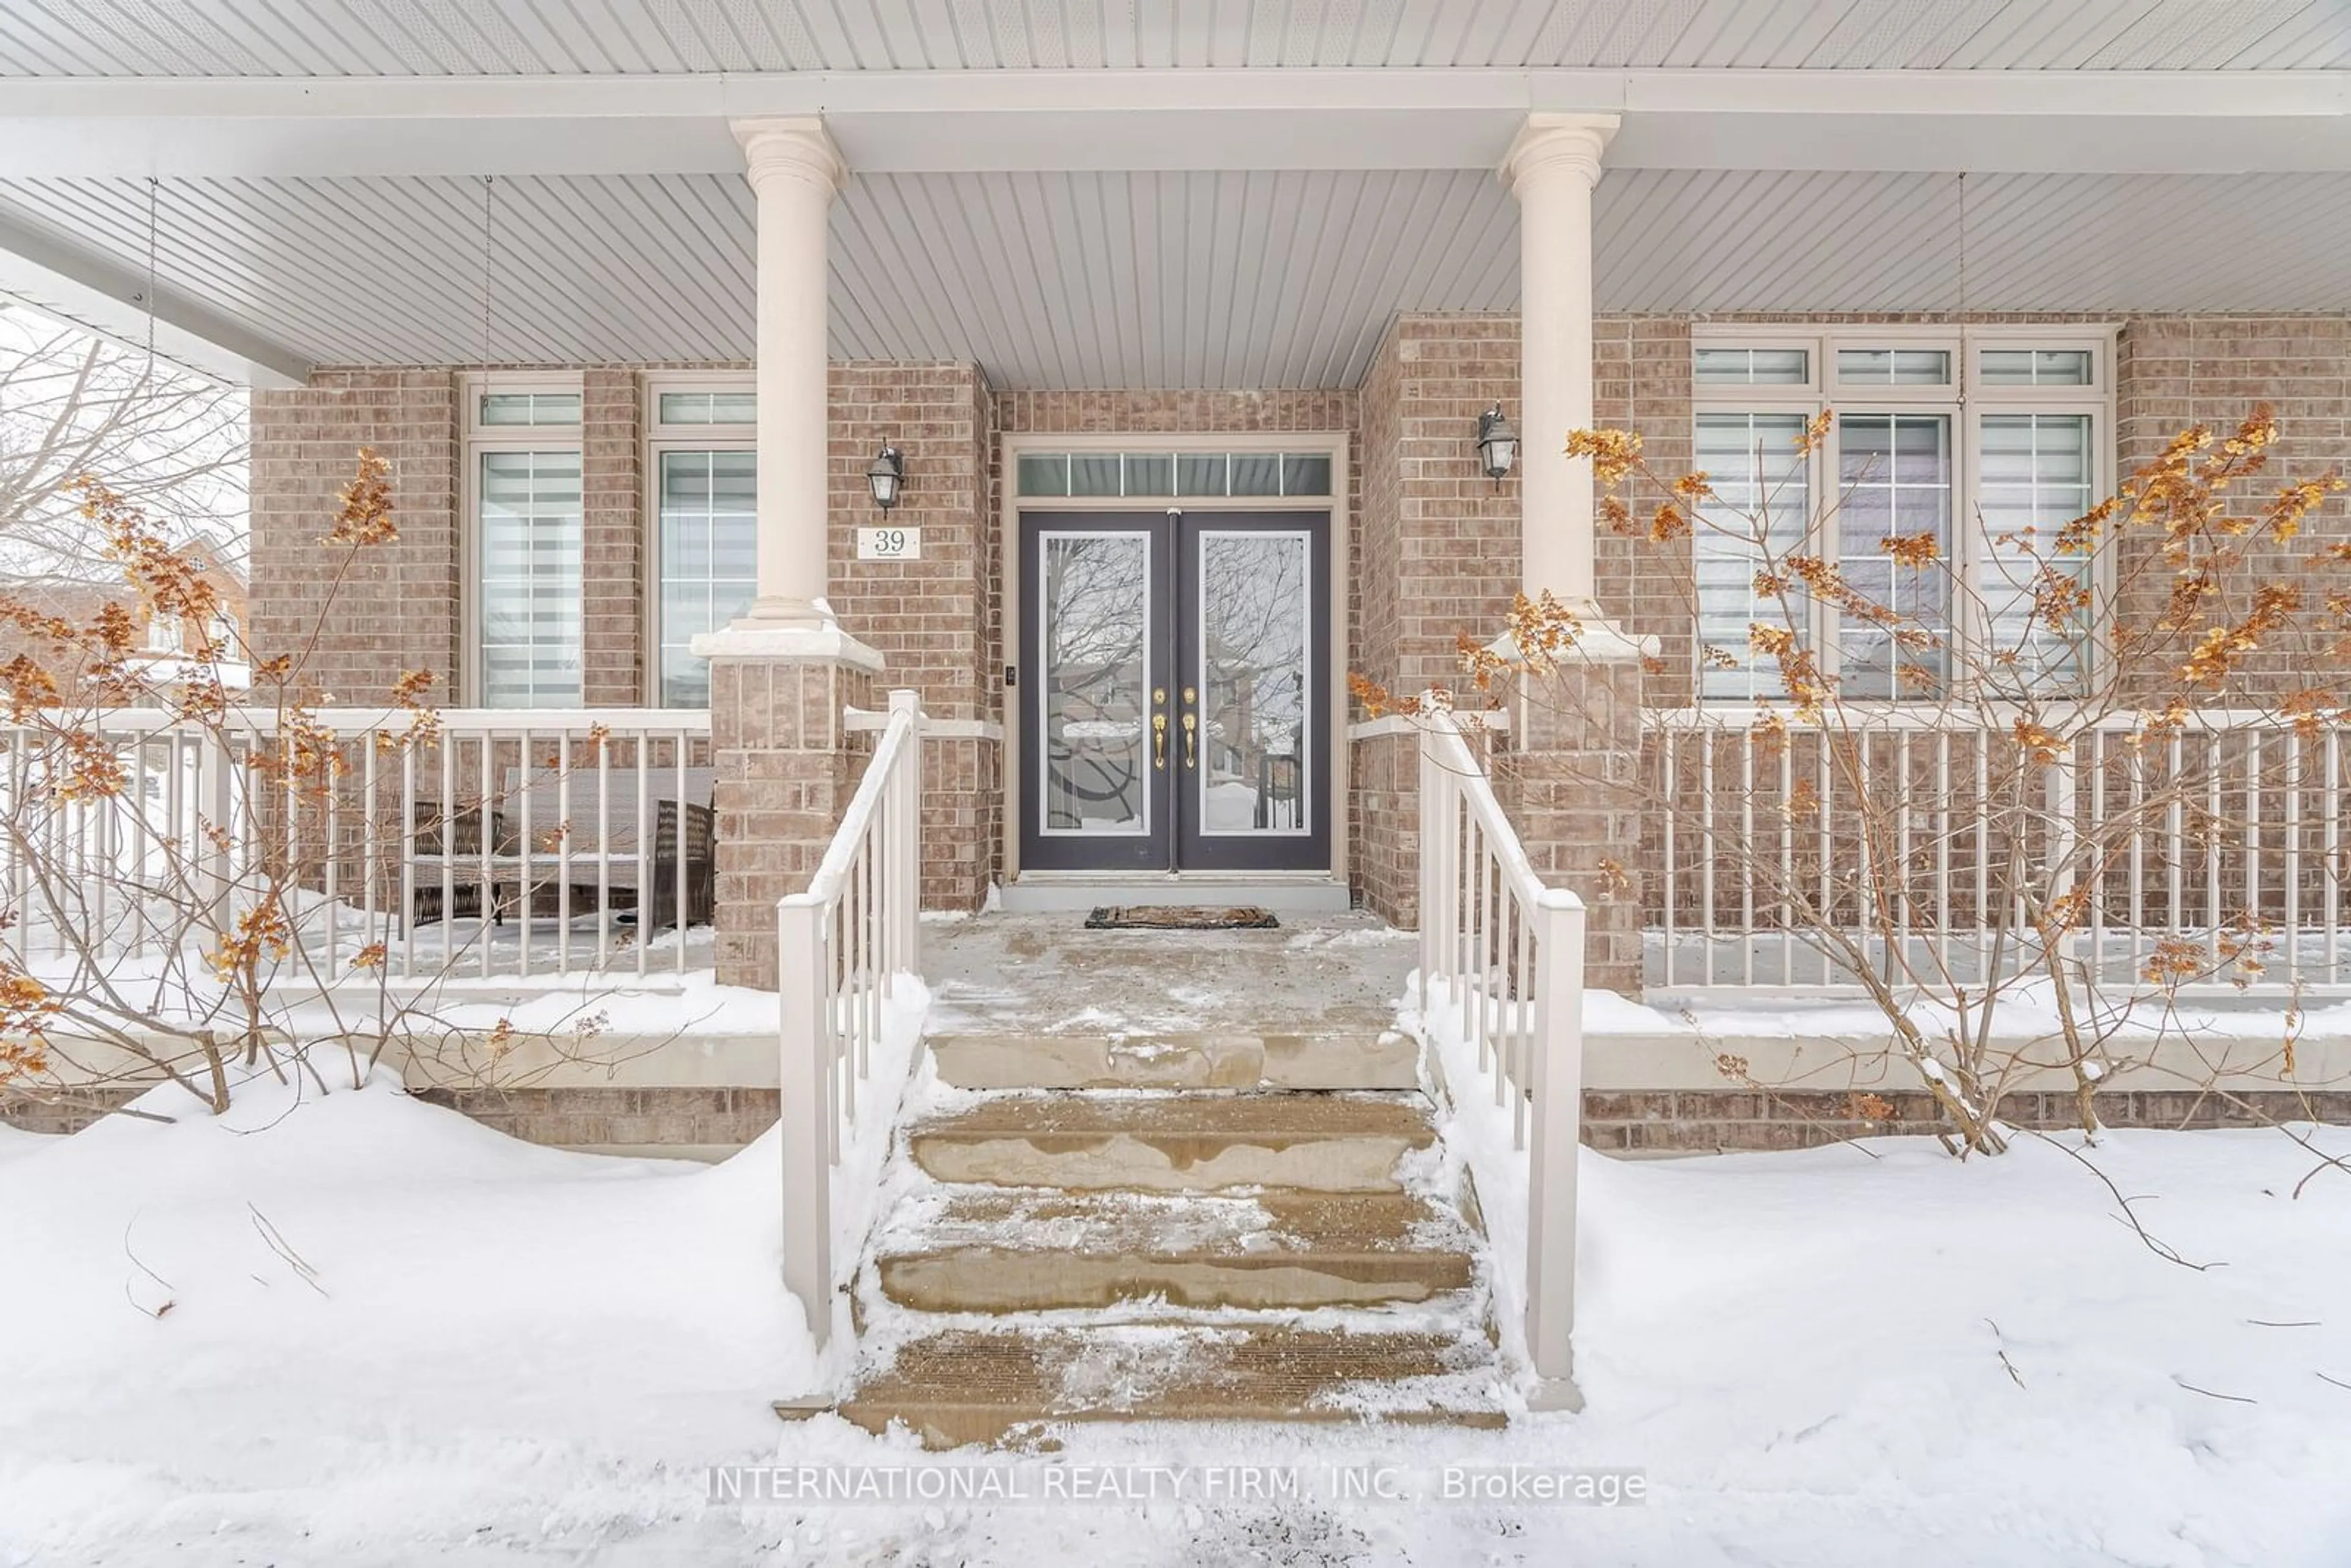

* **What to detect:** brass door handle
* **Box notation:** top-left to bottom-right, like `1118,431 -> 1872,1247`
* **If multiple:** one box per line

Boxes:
1180,711 -> 1197,768
1152,713 -> 1168,770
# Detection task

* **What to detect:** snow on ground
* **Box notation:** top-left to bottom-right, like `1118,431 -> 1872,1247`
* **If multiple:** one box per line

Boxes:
6,1057 -> 2351,1562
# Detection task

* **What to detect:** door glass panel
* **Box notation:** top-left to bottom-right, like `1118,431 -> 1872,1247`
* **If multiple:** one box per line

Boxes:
1196,532 -> 1311,835
1040,533 -> 1152,836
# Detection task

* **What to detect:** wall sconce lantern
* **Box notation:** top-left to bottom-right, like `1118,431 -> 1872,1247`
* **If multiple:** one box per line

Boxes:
865,443 -> 905,511
1476,403 -> 1518,482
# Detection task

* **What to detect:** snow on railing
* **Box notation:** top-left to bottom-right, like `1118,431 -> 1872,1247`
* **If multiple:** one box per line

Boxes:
1,706 -> 713,981
1647,705 -> 2351,992
776,689 -> 925,1352
1416,711 -> 1586,1402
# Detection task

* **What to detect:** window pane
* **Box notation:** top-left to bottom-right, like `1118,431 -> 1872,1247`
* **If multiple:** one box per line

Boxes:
656,449 -> 756,708
656,390 -> 755,424
1230,453 -> 1283,496
1977,414 -> 2094,694
1695,347 -> 1809,385
1017,454 -> 1070,497
1124,454 -> 1174,497
1070,454 -> 1123,496
479,450 -> 583,707
1837,348 -> 1951,387
1978,349 -> 2094,387
1693,413 -> 1812,701
1177,454 -> 1229,497
1283,454 -> 1333,496
478,391 -> 581,426
1837,415 -> 1950,699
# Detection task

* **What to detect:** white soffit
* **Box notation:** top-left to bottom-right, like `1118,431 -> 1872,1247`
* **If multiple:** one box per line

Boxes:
0,166 -> 2345,389
0,0 -> 2345,74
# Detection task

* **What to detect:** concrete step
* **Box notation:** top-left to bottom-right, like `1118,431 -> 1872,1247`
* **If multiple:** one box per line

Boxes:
829,1323 -> 1509,1449
926,1029 -> 1420,1091
904,1092 -> 1436,1193
874,1188 -> 1476,1312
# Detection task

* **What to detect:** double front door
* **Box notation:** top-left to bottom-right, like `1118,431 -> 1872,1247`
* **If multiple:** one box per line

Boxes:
1019,510 -> 1331,873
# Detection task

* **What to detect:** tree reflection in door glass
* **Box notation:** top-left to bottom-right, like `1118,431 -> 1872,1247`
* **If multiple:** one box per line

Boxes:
1198,533 -> 1309,835
1043,533 -> 1149,834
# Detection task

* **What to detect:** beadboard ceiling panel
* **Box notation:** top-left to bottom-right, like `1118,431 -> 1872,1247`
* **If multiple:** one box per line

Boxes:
1,165 -> 2346,387
0,0 -> 2344,75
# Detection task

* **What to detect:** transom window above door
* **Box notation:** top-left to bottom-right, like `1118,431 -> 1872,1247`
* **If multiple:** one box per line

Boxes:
1017,450 -> 1333,499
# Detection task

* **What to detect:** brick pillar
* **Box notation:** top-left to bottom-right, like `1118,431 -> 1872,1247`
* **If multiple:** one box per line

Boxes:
1498,644 -> 1646,997
706,637 -> 880,988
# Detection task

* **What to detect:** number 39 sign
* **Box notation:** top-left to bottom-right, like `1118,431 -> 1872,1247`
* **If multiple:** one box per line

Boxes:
857,526 -> 921,561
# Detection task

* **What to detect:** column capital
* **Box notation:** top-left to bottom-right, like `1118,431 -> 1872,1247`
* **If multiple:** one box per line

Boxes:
732,115 -> 848,198
1498,111 -> 1620,197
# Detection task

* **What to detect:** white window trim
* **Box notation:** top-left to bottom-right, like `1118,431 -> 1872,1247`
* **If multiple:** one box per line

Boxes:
642,371 -> 756,708
461,370 -> 585,708
1689,325 -> 2118,702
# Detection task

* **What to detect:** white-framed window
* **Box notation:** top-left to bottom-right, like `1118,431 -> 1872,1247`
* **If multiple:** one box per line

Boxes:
1689,327 -> 2113,702
645,375 -> 756,708
464,373 -> 583,708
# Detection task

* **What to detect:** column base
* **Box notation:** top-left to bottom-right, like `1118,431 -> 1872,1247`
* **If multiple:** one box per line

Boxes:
702,632 -> 884,989
1496,617 -> 1654,999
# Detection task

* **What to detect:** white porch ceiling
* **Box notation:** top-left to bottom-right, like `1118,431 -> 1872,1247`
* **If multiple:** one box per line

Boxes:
1,165 -> 2345,389
2,0 -> 2344,75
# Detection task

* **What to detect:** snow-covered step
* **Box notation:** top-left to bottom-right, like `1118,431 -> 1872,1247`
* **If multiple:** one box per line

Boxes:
829,1322 -> 1510,1449
904,1092 -> 1435,1193
874,1188 -> 1477,1313
926,1029 -> 1419,1090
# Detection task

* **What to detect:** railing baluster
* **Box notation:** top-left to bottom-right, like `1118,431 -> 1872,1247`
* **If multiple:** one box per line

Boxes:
556,731 -> 572,976
2285,730 -> 2303,990
2207,732 -> 2223,966
1741,727 -> 1756,986
2327,730 -> 2342,982
674,730 -> 689,973
1660,729 -> 1676,989
636,737 -> 651,978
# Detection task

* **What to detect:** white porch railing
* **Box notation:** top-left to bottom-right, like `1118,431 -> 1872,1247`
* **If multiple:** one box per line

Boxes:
1648,706 -> 2351,993
1416,713 -> 1587,1398
2,707 -> 713,981
778,688 -> 924,1351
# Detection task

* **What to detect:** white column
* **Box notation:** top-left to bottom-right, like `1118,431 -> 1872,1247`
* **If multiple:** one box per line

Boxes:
1501,112 -> 1618,615
733,116 -> 846,630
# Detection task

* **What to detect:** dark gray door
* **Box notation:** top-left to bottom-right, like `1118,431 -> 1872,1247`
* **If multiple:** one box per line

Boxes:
1019,509 -> 1330,874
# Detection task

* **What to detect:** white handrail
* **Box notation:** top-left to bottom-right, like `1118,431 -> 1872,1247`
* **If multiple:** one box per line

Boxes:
1416,713 -> 1586,1402
776,688 -> 924,1350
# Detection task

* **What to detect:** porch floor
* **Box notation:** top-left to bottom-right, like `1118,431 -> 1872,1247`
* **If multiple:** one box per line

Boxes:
920,910 -> 1416,1041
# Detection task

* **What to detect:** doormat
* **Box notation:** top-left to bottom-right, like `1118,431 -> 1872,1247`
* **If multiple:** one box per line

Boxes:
1084,906 -> 1281,931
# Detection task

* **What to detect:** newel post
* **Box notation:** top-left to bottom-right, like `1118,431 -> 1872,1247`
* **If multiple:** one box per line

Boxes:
1526,886 -> 1588,1409
776,887 -> 832,1348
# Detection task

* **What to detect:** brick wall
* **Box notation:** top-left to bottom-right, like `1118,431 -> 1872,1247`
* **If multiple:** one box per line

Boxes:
580,368 -> 643,708
2115,315 -> 2351,698
830,362 -> 1000,907
249,369 -> 460,705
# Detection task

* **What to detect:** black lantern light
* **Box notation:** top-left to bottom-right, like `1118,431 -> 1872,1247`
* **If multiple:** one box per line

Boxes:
1476,403 -> 1518,482
865,443 -> 905,511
